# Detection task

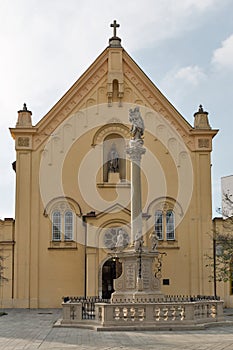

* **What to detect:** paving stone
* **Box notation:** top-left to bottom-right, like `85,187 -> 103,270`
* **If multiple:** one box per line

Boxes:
0,309 -> 233,349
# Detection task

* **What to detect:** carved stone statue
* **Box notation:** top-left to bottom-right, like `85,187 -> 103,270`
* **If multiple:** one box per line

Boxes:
115,229 -> 124,249
108,143 -> 119,173
149,231 -> 159,252
134,231 -> 144,252
129,107 -> 144,142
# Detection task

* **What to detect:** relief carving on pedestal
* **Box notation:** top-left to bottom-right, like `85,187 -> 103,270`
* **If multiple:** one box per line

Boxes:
125,263 -> 135,289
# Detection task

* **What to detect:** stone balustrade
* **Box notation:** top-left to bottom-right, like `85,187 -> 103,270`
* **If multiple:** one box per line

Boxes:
61,298 -> 224,330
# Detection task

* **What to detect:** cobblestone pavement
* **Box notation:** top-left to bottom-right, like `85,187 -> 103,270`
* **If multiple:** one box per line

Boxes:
1,309 -> 233,350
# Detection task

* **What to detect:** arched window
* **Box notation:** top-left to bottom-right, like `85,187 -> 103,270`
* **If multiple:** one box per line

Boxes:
64,211 -> 73,241
154,209 -> 175,241
52,211 -> 61,241
155,211 -> 163,240
166,210 -> 175,240
51,208 -> 75,242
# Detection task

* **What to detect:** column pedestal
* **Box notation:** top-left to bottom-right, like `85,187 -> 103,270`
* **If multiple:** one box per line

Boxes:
111,249 -> 163,303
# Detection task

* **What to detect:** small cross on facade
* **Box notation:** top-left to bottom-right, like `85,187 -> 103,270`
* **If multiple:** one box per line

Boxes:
110,20 -> 120,38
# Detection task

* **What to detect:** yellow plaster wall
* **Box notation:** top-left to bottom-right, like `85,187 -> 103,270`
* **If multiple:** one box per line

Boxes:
5,44 -> 218,308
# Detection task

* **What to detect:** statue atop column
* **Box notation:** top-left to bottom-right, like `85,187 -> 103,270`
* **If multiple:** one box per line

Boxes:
129,107 -> 144,144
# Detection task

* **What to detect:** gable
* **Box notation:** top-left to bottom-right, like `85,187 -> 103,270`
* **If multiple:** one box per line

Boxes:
29,44 -> 206,149
10,42 -> 217,153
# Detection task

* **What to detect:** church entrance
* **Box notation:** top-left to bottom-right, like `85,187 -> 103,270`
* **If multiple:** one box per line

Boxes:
102,257 -> 122,299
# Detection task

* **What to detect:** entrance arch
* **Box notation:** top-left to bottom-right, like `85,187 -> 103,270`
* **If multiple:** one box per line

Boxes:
101,257 -> 122,299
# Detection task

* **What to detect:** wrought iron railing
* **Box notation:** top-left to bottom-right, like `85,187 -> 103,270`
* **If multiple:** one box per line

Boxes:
62,296 -> 110,320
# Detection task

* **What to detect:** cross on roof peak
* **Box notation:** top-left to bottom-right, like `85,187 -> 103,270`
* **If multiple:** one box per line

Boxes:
110,20 -> 120,38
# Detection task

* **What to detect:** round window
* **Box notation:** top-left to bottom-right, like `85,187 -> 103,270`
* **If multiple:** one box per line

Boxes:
103,228 -> 129,249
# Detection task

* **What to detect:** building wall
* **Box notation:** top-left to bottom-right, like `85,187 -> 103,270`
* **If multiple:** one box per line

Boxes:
0,218 -> 14,307
6,44 -> 218,308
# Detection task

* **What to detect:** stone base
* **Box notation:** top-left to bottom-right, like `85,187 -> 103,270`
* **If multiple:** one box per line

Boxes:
111,249 -> 163,303
59,300 -> 225,331
108,172 -> 120,183
94,301 -> 224,329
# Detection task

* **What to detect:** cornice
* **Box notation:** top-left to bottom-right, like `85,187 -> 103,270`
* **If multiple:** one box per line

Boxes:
189,129 -> 219,138
10,127 -> 38,139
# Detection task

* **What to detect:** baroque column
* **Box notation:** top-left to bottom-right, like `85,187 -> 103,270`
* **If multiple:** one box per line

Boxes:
126,107 -> 146,247
111,107 -> 163,303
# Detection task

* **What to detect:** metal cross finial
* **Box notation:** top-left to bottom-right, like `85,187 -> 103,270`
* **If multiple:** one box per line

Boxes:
110,20 -> 120,38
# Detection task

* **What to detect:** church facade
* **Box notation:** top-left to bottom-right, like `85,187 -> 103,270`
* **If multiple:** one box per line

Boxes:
0,24 -> 221,308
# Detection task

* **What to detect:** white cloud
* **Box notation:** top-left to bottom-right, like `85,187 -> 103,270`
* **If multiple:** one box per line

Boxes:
119,0 -> 223,49
212,34 -> 233,70
174,66 -> 207,86
161,65 -> 206,95
159,65 -> 207,119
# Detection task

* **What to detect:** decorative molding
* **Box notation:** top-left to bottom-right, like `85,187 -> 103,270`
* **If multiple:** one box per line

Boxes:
91,123 -> 130,146
97,182 -> 130,188
146,196 -> 184,217
43,196 -> 82,217
198,138 -> 210,149
18,137 -> 30,147
93,203 -> 131,219
48,241 -> 77,250
33,62 -> 108,150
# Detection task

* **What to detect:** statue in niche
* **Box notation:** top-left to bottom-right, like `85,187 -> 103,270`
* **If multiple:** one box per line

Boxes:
108,143 -> 119,173
129,107 -> 144,142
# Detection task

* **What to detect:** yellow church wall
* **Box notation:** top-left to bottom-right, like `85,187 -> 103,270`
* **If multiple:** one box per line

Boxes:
36,183 -> 86,307
5,39 -> 219,308
9,114 -> 216,307
13,150 -> 32,307
38,246 -> 85,308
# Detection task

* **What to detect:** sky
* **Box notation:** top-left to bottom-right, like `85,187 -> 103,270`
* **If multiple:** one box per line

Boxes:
0,0 -> 233,219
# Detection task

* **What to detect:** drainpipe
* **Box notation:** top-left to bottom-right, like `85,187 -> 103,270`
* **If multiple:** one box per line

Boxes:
82,215 -> 87,299
213,219 -> 217,298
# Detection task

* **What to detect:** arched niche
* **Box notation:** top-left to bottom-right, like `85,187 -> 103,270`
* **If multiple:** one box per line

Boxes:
103,133 -> 126,182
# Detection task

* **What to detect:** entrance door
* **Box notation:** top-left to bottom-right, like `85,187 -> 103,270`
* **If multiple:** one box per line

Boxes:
102,258 -> 122,299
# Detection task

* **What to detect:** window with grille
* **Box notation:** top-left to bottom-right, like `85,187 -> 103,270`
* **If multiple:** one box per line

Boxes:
166,210 -> 175,240
155,211 -> 163,240
154,209 -> 175,241
52,211 -> 61,241
64,211 -> 73,241
52,210 -> 74,241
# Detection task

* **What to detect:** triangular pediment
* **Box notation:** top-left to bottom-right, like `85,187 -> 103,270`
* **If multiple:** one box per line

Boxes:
95,203 -> 130,219
29,44 -> 217,151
